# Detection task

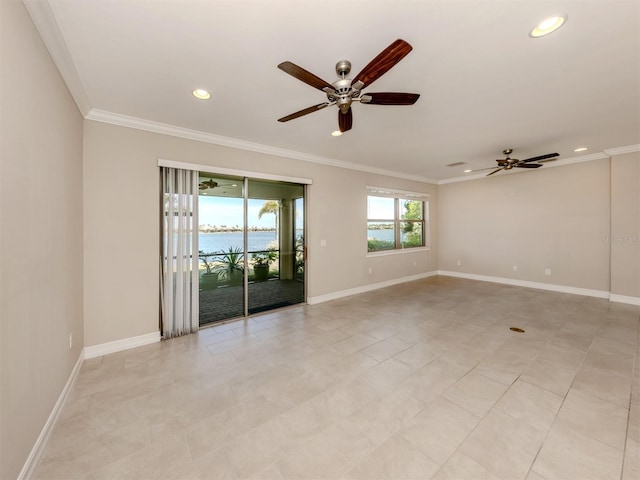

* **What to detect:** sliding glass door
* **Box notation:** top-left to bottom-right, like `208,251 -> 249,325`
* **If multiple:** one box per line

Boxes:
198,175 -> 245,324
197,174 -> 305,326
247,179 -> 305,315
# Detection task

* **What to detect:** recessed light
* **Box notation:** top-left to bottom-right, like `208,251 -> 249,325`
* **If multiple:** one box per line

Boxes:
192,89 -> 211,100
530,14 -> 567,38
464,169 -> 473,173
331,130 -> 343,137
574,147 -> 588,152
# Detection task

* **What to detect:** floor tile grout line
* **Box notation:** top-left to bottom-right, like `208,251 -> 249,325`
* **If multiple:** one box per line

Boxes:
422,355 -> 501,478
448,316 -> 589,479
619,312 -> 640,480
525,319 -> 626,480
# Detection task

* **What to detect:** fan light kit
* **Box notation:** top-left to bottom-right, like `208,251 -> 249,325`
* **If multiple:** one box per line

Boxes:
530,14 -> 567,37
574,147 -> 588,152
468,149 -> 560,176
331,130 -> 343,137
192,89 -> 211,100
277,39 -> 420,133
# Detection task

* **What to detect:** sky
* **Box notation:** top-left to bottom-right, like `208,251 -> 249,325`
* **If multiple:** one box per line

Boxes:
199,195 -> 405,227
199,197 -> 270,228
199,196 -> 303,228
368,196 -> 395,219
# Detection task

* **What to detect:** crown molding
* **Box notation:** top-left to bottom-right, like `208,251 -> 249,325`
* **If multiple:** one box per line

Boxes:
23,0 -> 91,116
604,144 -> 640,156
86,109 -> 439,184
438,152 -> 610,185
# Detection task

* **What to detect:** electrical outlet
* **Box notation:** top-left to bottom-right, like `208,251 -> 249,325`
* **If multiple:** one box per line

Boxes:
545,268 -> 551,276
513,265 -> 518,272
368,267 -> 373,275
456,260 -> 462,266
69,332 -> 73,350
413,261 -> 417,267
320,239 -> 327,247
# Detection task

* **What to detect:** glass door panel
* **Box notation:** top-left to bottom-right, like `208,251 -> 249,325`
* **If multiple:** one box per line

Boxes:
198,174 -> 245,326
247,179 -> 305,315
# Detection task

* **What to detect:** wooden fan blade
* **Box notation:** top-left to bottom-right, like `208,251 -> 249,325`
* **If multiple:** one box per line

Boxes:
537,158 -> 558,163
360,92 -> 420,105
522,153 -> 559,163
278,61 -> 334,91
339,108 -> 353,132
278,103 -> 329,122
352,39 -> 413,89
516,163 -> 543,168
486,168 -> 503,176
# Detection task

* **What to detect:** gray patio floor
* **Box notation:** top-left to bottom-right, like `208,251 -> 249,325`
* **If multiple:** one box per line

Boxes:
199,279 -> 305,325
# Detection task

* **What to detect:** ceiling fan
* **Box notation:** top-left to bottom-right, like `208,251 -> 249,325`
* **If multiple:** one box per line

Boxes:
277,39 -> 420,133
198,179 -> 237,190
470,149 -> 560,176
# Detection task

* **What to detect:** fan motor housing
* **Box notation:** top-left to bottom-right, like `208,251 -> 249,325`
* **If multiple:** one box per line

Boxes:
329,78 -> 357,112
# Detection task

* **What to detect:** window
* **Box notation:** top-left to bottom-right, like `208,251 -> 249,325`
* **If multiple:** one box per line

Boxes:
367,188 -> 429,253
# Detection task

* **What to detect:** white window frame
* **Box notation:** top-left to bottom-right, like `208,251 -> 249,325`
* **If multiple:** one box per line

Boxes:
366,186 -> 430,257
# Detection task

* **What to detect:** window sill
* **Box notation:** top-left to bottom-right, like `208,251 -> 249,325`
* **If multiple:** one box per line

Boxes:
366,246 -> 431,258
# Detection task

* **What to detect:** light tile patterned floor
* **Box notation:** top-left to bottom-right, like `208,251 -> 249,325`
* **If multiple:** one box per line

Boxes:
33,276 -> 640,479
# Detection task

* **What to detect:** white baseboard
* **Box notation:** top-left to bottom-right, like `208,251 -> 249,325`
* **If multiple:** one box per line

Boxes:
83,331 -> 161,359
438,270 -> 612,299
18,351 -> 84,480
307,271 -> 438,305
19,332 -> 161,478
609,294 -> 640,306
307,270 -> 635,307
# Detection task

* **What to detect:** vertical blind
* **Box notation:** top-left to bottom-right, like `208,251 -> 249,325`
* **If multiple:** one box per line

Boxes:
160,167 -> 199,338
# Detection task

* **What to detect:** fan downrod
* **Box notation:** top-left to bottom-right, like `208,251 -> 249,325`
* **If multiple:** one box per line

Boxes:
330,60 -> 358,114
335,60 -> 351,78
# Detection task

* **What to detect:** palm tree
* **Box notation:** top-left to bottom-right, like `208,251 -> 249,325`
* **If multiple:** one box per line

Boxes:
258,200 -> 279,239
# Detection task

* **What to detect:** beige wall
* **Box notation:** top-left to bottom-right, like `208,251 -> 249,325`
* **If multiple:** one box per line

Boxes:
0,1 -> 84,478
610,152 -> 640,298
82,121 -> 438,346
438,159 -> 612,292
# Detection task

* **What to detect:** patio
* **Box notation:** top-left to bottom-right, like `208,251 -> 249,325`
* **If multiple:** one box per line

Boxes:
199,279 -> 305,325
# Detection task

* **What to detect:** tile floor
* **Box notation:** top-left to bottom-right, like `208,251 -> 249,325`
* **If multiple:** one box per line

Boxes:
34,276 -> 639,479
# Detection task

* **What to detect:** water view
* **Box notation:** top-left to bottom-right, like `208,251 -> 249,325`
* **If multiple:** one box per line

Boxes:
200,231 -> 275,253
198,229 -> 304,254
198,229 -> 391,254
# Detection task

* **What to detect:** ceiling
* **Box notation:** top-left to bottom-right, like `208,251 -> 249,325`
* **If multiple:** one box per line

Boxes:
26,0 -> 640,182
